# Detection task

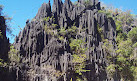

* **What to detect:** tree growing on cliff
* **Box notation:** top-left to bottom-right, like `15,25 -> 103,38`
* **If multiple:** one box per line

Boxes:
99,4 -> 137,80
0,5 -> 14,38
70,38 -> 89,81
8,45 -> 20,65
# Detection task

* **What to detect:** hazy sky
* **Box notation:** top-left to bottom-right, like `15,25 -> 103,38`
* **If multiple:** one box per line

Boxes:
0,0 -> 137,43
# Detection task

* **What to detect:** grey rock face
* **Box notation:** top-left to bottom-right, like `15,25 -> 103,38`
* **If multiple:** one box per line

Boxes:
35,1 -> 51,20
14,0 -> 117,81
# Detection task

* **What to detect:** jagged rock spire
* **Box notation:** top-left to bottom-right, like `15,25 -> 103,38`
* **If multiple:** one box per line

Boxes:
52,0 -> 63,17
35,1 -> 51,19
64,0 -> 73,11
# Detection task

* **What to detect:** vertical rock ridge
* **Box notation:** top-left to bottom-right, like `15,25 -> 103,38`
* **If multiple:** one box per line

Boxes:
35,1 -> 51,19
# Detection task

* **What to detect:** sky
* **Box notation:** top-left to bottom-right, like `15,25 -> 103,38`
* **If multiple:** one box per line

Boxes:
0,0 -> 137,43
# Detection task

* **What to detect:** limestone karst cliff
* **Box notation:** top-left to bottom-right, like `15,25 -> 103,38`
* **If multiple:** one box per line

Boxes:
13,0 -> 118,81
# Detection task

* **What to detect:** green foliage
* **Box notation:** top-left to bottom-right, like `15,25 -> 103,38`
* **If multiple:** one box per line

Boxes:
44,24 -> 58,36
99,6 -> 135,29
70,78 -> 73,81
43,16 -> 59,36
43,17 -> 50,22
67,25 -> 78,35
84,0 -> 92,7
106,64 -> 116,76
70,39 -> 83,51
0,60 -> 8,67
59,27 -> 66,36
115,20 -> 122,33
102,39 -> 114,56
70,38 -> 89,78
0,58 -> 7,67
97,24 -> 103,34
51,24 -> 57,29
130,66 -> 137,80
76,77 -> 83,81
128,27 -> 137,43
115,27 -> 137,80
44,24 -> 52,34
98,10 -> 113,18
97,23 -> 104,40
104,26 -> 137,80
72,54 -> 89,75
133,42 -> 137,48
0,30 -> 3,38
75,76 -> 87,81
98,10 -> 106,13
43,16 -> 55,22
58,36 -> 64,41
112,37 -> 136,80
8,45 -> 20,64
102,27 -> 137,80
120,10 -> 134,25
116,39 -> 132,57
0,59 -> 3,66
116,33 -> 127,43
70,39 -> 87,54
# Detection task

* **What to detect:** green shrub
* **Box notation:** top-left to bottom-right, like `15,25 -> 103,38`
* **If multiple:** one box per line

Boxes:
43,17 -> 50,22
102,37 -> 137,80
115,20 -> 122,34
67,25 -> 78,35
72,54 -> 89,75
70,39 -> 84,52
98,10 -> 113,18
8,45 -> 20,64
44,24 -> 58,36
97,23 -> 104,40
128,27 -> 137,43
116,33 -> 127,43
43,16 -> 55,22
52,24 -> 58,28
84,0 -> 92,7
0,58 -> 4,66
59,27 -> 66,36
70,39 -> 89,77
98,10 -> 106,13
43,17 -> 57,36
0,58 -> 7,67
58,36 -> 64,41
130,66 -> 137,80
111,38 -> 136,80
106,64 -> 116,76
